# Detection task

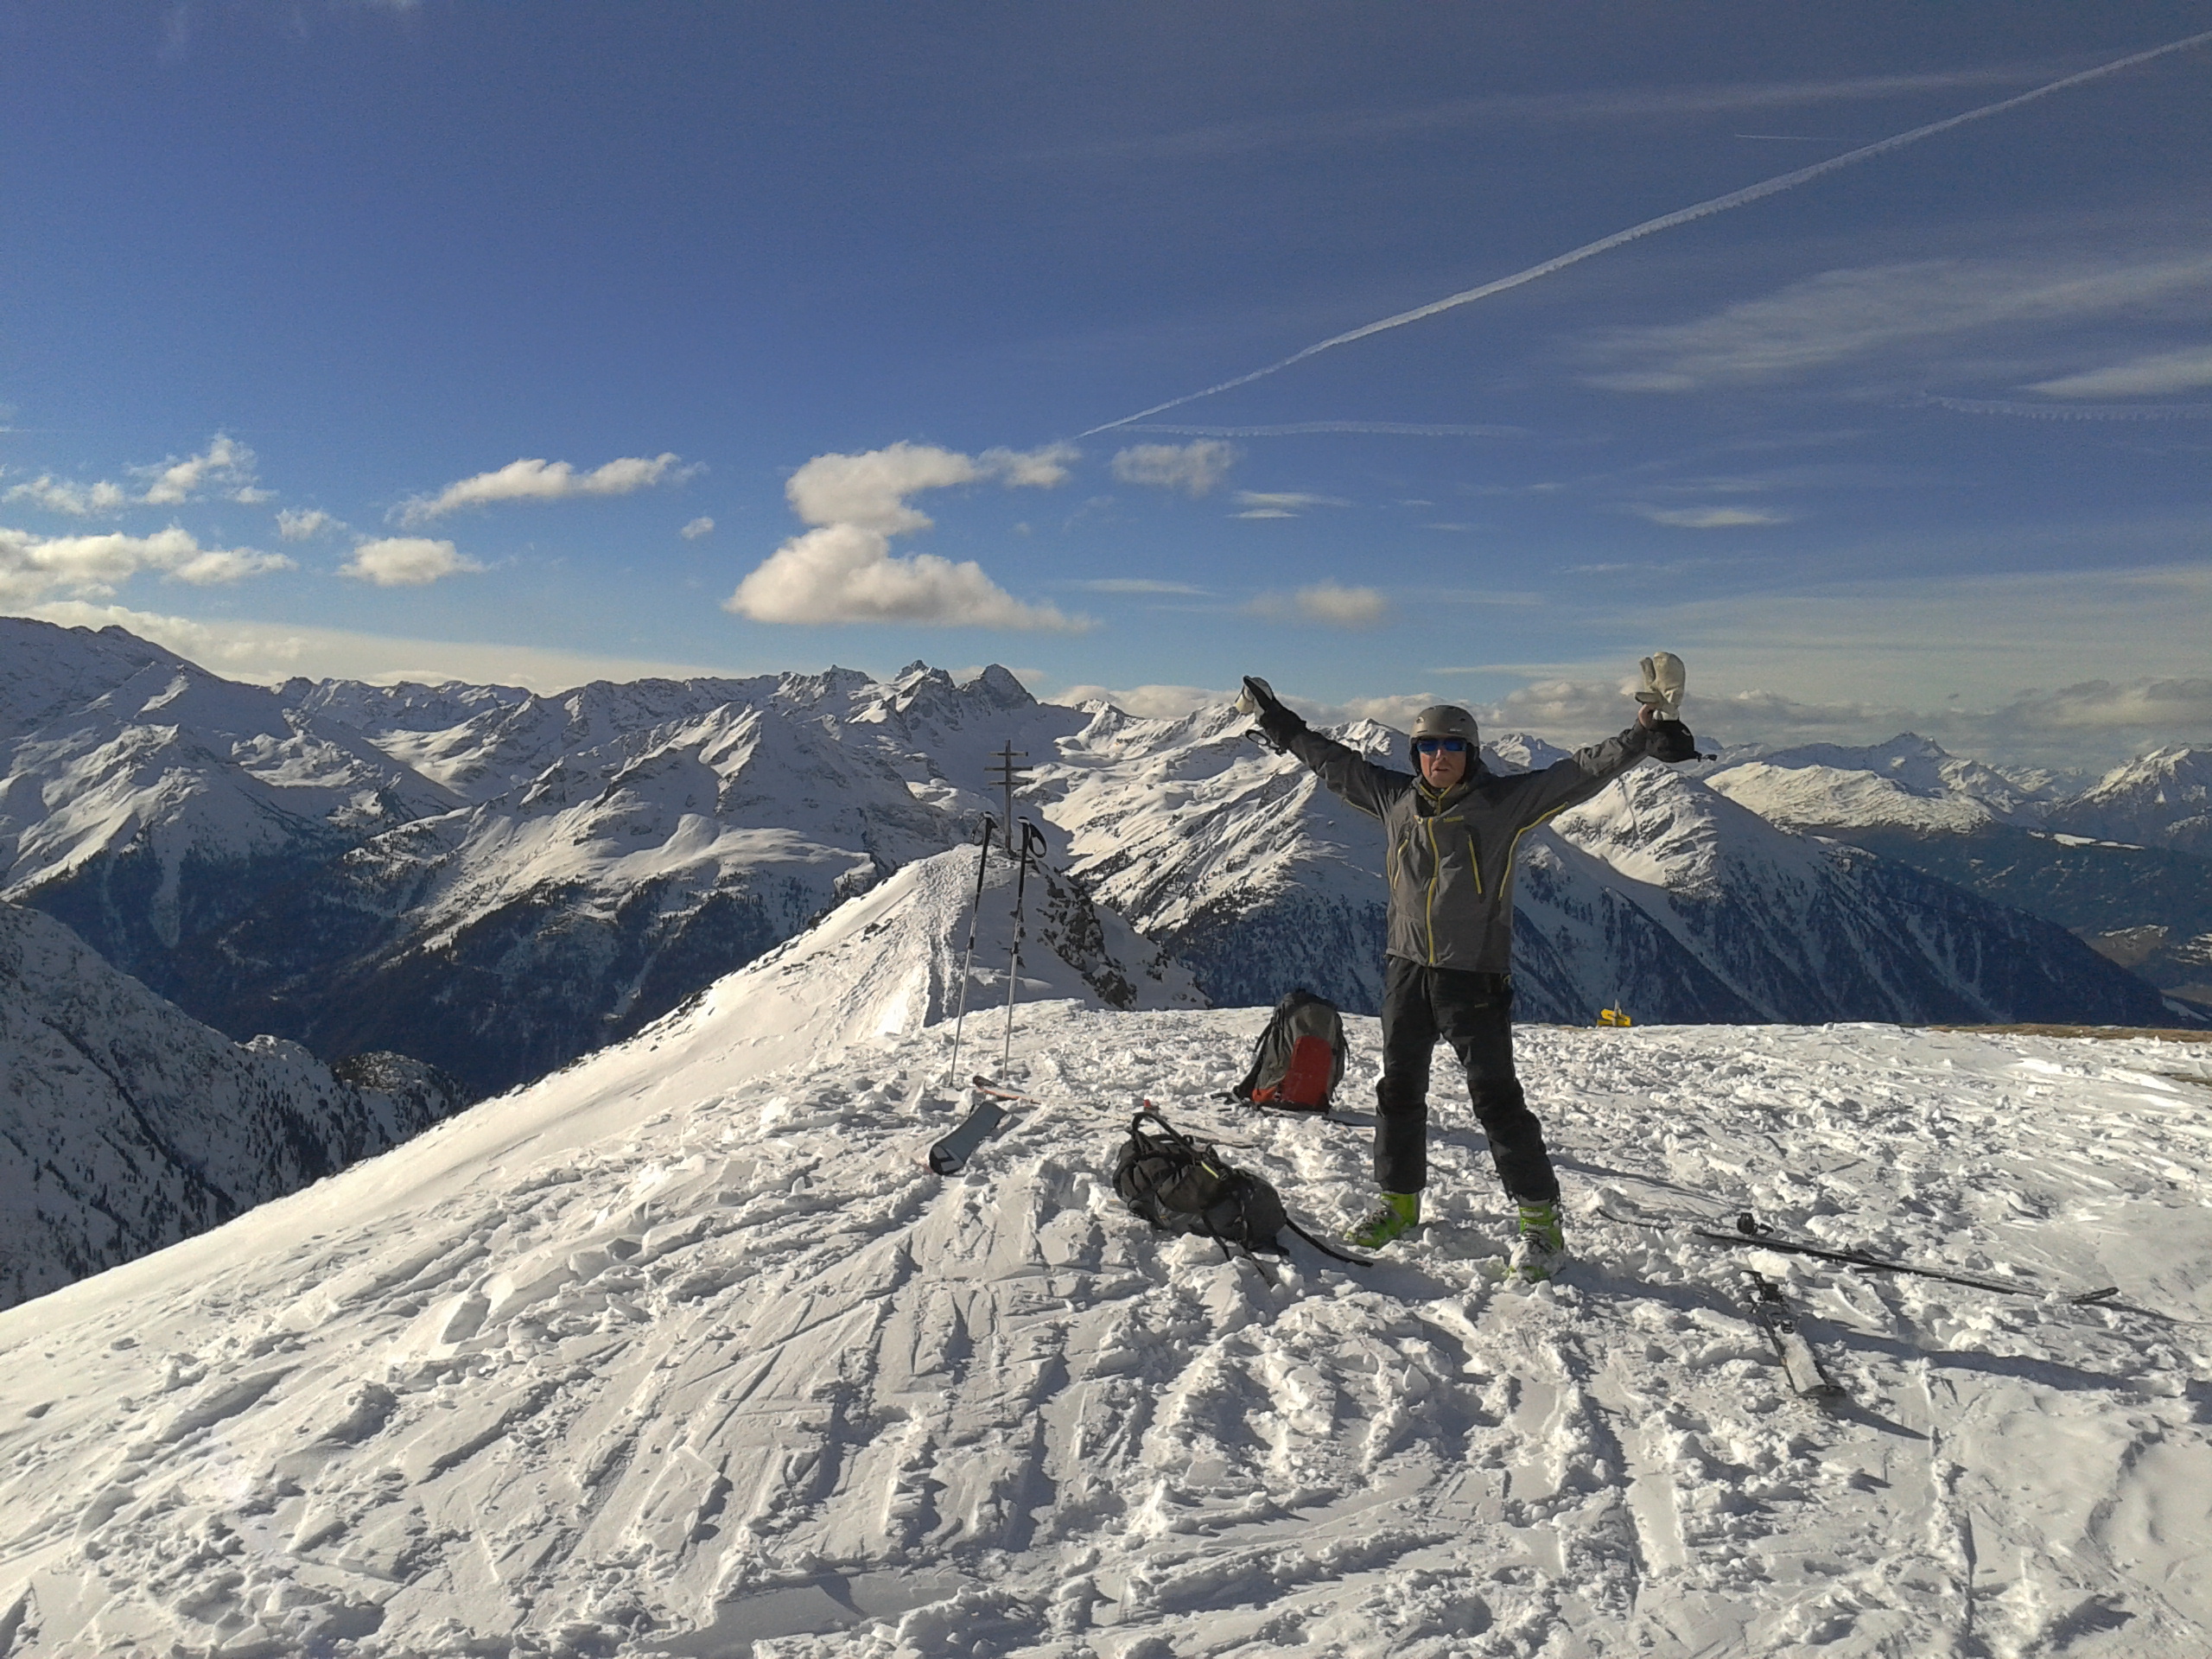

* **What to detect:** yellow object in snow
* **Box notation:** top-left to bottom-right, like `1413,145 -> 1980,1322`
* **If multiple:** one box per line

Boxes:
1598,1007 -> 1632,1027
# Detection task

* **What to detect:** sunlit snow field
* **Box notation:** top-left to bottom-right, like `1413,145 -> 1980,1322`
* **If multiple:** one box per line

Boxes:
2,997 -> 2209,1656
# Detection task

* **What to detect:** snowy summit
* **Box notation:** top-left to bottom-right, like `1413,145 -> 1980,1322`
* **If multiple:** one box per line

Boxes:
1,862 -> 2209,1654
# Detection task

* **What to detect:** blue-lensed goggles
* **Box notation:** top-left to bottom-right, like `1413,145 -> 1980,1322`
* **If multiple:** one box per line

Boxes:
1414,736 -> 1467,754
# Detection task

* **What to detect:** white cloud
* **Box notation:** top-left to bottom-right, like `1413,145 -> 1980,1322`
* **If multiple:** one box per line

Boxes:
340,537 -> 484,587
1580,254 -> 2212,391
1999,677 -> 2212,731
0,524 -> 292,603
680,515 -> 715,541
1232,490 -> 1351,519
1298,583 -> 1389,627
1641,677 -> 2212,765
3,434 -> 265,516
18,601 -> 733,691
727,442 -> 1084,630
2026,345 -> 2212,399
1111,440 -> 1239,497
1249,582 -> 1390,629
1484,677 -> 1652,734
777,442 -> 1077,534
276,508 -> 340,541
171,548 -> 295,585
784,443 -> 982,534
141,435 -> 261,505
1072,577 -> 1210,595
1307,692 -> 1447,730
1633,505 -> 1793,528
397,453 -> 691,524
2,475 -> 131,516
728,524 -> 1081,630
979,442 -> 1080,489
1569,550 -> 2212,764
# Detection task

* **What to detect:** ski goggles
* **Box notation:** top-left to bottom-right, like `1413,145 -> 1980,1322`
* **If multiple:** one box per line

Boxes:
1414,736 -> 1468,753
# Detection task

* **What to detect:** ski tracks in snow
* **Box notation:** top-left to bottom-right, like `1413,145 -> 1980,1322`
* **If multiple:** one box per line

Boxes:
0,1010 -> 2208,1655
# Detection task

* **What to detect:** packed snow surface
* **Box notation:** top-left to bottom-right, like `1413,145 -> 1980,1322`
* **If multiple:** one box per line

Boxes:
4,993 -> 2209,1656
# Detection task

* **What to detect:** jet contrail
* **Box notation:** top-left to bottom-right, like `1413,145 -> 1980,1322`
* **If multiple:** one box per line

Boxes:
1916,393 -> 2212,421
1122,420 -> 1531,438
1083,29 -> 2212,437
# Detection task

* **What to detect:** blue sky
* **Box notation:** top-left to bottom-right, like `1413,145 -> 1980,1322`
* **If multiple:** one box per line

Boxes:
3,3 -> 2209,766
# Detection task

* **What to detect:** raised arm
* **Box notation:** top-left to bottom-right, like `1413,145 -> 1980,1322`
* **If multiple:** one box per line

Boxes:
1503,724 -> 1654,828
1237,676 -> 1409,820
1503,703 -> 1697,828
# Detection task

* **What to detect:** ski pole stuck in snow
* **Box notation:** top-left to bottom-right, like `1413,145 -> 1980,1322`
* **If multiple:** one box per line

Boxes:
940,812 -> 996,1089
998,818 -> 1048,1076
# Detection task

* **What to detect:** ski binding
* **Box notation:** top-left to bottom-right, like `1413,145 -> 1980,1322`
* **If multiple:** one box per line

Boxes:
1738,1268 -> 1842,1399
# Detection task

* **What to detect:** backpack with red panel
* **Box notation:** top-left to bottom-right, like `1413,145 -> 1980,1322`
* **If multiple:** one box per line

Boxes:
1233,989 -> 1348,1113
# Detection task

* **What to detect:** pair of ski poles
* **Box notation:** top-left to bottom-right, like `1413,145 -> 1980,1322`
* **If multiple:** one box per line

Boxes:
944,812 -> 1048,1084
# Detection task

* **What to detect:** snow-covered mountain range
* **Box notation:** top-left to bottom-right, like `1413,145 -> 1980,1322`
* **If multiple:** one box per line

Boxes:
2050,745 -> 2212,854
3,938 -> 2208,1655
1041,707 -> 2188,1029
1702,734 -> 2062,835
1707,735 -> 2212,1013
1704,733 -> 2211,852
3,617 -> 1092,1097
1,618 -> 2198,1121
0,899 -> 461,1311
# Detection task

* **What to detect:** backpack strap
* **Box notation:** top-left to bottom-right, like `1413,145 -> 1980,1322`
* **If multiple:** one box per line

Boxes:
1134,1102 -> 1217,1171
1282,1217 -> 1365,1267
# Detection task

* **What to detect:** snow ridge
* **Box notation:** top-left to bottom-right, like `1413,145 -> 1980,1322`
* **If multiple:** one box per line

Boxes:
2,987 -> 2207,1655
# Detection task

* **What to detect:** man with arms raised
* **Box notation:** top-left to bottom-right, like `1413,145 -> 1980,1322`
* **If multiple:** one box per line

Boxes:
1236,657 -> 1698,1278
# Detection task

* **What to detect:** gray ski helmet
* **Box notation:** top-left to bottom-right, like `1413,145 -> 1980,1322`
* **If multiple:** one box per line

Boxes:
1408,703 -> 1479,761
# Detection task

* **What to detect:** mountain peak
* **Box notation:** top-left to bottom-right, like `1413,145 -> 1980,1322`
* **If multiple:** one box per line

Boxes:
969,663 -> 1035,707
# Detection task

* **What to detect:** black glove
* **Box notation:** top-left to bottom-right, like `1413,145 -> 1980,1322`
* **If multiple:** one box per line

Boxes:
1236,676 -> 1306,748
1643,717 -> 1697,764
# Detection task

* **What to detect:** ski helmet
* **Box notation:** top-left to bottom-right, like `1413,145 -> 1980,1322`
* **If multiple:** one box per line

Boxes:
1408,703 -> 1479,764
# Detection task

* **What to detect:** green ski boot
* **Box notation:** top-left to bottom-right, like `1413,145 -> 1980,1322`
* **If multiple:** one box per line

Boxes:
1348,1191 -> 1421,1250
1510,1198 -> 1566,1281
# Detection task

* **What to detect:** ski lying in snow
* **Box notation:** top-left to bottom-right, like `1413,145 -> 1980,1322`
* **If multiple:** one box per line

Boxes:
925,1077 -> 1040,1173
1690,1214 -> 2122,1306
925,1097 -> 1007,1175
1738,1269 -> 1842,1399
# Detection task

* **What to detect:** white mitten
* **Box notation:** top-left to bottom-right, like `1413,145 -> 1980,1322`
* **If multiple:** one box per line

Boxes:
1635,652 -> 1686,721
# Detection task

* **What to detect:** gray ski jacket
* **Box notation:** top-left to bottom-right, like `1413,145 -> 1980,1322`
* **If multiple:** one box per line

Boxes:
1276,721 -> 1656,975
